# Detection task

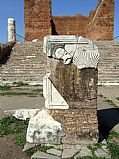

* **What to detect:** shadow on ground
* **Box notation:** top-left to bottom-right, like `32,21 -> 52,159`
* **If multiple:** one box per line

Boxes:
98,108 -> 119,142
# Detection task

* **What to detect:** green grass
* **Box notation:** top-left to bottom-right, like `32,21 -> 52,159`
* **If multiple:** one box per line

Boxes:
25,145 -> 54,156
0,116 -> 29,136
107,142 -> 119,159
76,157 -> 106,159
0,91 -> 37,96
0,85 -> 11,91
1,116 -> 119,158
108,131 -> 119,140
87,143 -> 102,156
15,135 -> 26,147
104,98 -> 117,107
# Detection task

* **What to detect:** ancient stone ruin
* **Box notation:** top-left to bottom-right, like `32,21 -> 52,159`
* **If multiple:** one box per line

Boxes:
24,0 -> 114,41
8,18 -> 16,42
25,36 -> 100,145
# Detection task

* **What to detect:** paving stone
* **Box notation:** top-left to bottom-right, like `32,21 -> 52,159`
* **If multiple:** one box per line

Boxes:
43,144 -> 63,150
47,148 -> 62,157
95,148 -> 111,158
62,149 -> 79,159
79,146 -> 93,157
101,139 -> 108,145
62,144 -> 75,149
75,144 -> 82,150
31,151 -> 61,159
23,142 -> 39,151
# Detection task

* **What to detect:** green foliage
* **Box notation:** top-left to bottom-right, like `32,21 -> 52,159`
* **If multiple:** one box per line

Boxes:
108,131 -> 119,140
0,85 -> 11,91
76,157 -> 106,159
0,116 -> 29,136
25,145 -> 54,156
87,143 -> 102,156
107,142 -> 119,159
15,135 -> 26,147
0,91 -> 35,96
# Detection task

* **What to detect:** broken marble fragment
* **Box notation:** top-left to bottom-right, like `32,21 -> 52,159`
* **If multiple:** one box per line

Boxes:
26,109 -> 65,144
4,109 -> 40,120
43,35 -> 100,69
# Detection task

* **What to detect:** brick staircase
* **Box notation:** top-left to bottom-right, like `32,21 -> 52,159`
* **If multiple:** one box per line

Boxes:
0,41 -> 119,85
96,41 -> 119,85
0,41 -> 45,85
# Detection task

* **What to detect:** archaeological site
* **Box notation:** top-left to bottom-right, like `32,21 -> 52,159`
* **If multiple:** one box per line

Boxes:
0,0 -> 119,158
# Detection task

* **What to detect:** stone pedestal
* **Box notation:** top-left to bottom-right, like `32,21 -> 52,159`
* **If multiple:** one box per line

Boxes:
43,36 -> 100,144
8,18 -> 16,42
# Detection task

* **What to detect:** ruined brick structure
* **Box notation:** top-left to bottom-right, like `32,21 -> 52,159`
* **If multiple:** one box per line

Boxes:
24,0 -> 114,41
24,0 -> 52,41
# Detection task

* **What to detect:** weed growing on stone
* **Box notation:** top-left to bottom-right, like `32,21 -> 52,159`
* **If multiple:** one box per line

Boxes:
116,97 -> 119,101
104,98 -> 117,107
107,142 -> 119,159
76,157 -> 106,159
87,143 -> 102,156
108,131 -> 119,140
25,145 -> 54,156
0,91 -> 36,96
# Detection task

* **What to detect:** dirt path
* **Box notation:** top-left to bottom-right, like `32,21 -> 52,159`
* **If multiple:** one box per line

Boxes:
0,86 -> 119,159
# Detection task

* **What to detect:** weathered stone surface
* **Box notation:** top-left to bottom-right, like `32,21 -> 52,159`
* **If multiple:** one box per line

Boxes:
31,151 -> 61,159
8,18 -> 16,42
23,142 -> 39,151
0,41 -> 44,85
26,109 -> 65,144
95,148 -> 111,158
44,36 -> 100,69
62,149 -> 79,159
78,146 -> 93,157
47,148 -> 62,157
4,109 -> 40,120
43,73 -> 69,109
75,144 -> 82,150
43,144 -> 63,150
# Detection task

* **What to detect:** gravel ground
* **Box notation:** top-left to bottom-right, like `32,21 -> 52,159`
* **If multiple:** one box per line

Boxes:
0,95 -> 45,119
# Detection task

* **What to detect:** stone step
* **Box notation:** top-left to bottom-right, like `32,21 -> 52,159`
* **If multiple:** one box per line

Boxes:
31,151 -> 61,159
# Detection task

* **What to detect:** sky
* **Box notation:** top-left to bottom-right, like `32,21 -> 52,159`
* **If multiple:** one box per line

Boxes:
0,0 -> 119,43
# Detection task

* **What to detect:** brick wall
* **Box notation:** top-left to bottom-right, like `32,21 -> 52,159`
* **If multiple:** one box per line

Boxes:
24,0 -> 114,41
24,0 -> 52,41
52,14 -> 89,37
86,0 -> 114,40
46,57 -> 98,144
